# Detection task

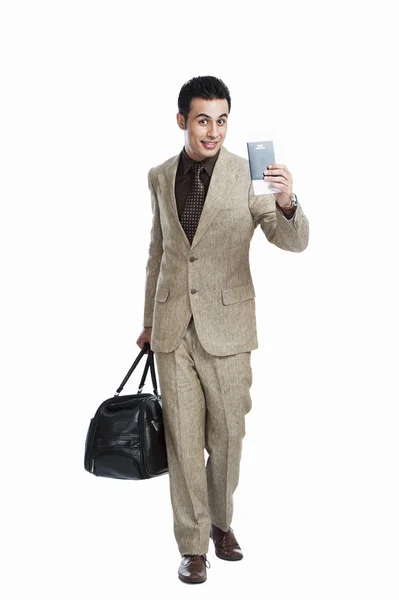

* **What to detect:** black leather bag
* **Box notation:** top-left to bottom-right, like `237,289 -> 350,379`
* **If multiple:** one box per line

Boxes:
84,341 -> 168,479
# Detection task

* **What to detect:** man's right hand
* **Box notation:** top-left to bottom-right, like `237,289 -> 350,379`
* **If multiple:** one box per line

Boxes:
136,327 -> 152,352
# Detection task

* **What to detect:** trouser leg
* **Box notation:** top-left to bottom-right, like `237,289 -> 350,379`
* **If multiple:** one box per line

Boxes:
154,318 -> 210,555
189,318 -> 253,531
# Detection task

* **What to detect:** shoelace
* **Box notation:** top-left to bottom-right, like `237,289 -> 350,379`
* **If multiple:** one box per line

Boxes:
213,527 -> 239,549
185,554 -> 211,569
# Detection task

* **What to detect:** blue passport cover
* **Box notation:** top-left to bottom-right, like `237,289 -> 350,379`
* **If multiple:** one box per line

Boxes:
247,141 -> 276,180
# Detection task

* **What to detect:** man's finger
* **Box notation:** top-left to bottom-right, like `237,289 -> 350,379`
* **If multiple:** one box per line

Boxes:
264,166 -> 289,175
264,170 -> 291,181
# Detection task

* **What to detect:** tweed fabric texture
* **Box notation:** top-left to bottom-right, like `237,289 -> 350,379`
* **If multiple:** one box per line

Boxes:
143,145 -> 310,354
179,163 -> 205,244
154,315 -> 253,555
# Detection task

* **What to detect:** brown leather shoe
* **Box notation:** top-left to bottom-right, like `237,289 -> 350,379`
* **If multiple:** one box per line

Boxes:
210,524 -> 244,561
178,554 -> 210,584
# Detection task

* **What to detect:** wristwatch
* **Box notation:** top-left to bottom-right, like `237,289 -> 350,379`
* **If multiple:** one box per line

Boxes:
277,193 -> 298,212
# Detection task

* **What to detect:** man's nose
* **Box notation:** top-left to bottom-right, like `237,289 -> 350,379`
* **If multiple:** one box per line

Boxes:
207,122 -> 219,138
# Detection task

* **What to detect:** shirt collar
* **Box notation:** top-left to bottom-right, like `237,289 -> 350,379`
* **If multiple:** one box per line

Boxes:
181,146 -> 221,176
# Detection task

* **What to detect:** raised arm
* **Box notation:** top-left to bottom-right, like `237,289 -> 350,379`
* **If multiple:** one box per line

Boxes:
248,184 -> 309,252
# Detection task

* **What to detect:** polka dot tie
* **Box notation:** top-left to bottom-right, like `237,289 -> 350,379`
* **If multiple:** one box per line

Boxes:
180,163 -> 205,244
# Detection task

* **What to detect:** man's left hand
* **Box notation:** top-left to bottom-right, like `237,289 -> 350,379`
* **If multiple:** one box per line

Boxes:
263,164 -> 293,209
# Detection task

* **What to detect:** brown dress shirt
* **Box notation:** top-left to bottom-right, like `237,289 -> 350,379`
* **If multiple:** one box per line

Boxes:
174,146 -> 220,219
174,146 -> 296,220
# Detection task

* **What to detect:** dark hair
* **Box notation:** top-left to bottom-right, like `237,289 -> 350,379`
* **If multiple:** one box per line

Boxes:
178,75 -> 231,125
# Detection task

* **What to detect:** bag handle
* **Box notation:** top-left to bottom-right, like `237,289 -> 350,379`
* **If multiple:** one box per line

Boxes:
137,344 -> 158,395
114,341 -> 159,398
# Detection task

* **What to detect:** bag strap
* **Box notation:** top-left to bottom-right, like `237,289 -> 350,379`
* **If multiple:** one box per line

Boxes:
137,345 -> 158,394
114,341 -> 159,398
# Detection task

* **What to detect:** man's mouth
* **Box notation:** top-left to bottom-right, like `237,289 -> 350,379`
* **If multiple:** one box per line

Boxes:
201,141 -> 219,149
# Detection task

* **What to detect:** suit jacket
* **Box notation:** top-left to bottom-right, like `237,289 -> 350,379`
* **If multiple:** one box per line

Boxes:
143,145 -> 309,356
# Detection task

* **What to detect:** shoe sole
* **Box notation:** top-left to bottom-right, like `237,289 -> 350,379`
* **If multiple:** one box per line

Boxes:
178,574 -> 207,584
214,551 -> 243,561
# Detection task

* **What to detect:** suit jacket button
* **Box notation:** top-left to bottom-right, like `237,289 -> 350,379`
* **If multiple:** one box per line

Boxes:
189,256 -> 196,262
190,288 -> 197,294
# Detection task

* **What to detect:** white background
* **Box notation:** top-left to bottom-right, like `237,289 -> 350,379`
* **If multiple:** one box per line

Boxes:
1,1 -> 398,598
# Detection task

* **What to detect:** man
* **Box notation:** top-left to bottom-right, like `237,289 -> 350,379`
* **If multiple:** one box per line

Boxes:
136,76 -> 309,584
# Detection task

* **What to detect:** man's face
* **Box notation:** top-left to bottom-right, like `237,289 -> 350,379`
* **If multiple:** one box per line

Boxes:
176,97 -> 229,161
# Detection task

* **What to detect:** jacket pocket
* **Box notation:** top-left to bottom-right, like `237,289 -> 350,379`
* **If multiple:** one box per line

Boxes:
155,285 -> 170,303
221,281 -> 255,305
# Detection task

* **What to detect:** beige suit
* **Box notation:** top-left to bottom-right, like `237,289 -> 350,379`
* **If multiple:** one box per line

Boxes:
143,145 -> 309,354
143,145 -> 309,555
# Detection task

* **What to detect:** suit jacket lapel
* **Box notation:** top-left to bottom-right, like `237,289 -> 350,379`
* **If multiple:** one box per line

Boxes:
159,155 -> 189,251
158,145 -> 237,252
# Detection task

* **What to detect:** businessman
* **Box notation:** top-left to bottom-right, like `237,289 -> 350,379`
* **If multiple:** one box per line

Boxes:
136,76 -> 309,584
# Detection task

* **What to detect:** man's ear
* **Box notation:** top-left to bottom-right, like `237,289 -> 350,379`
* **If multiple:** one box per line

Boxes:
176,112 -> 186,131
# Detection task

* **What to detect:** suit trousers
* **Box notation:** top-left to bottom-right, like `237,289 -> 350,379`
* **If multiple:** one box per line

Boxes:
154,315 -> 253,555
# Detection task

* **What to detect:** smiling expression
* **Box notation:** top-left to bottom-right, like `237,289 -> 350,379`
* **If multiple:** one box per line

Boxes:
176,97 -> 229,162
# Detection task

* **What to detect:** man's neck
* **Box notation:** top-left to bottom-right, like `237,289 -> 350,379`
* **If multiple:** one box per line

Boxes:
183,145 -> 222,163
183,146 -> 203,162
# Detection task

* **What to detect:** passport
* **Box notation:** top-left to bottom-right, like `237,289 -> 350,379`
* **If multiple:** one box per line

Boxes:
247,140 -> 281,196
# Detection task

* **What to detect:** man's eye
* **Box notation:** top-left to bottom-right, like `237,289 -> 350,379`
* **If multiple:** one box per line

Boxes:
198,118 -> 226,125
